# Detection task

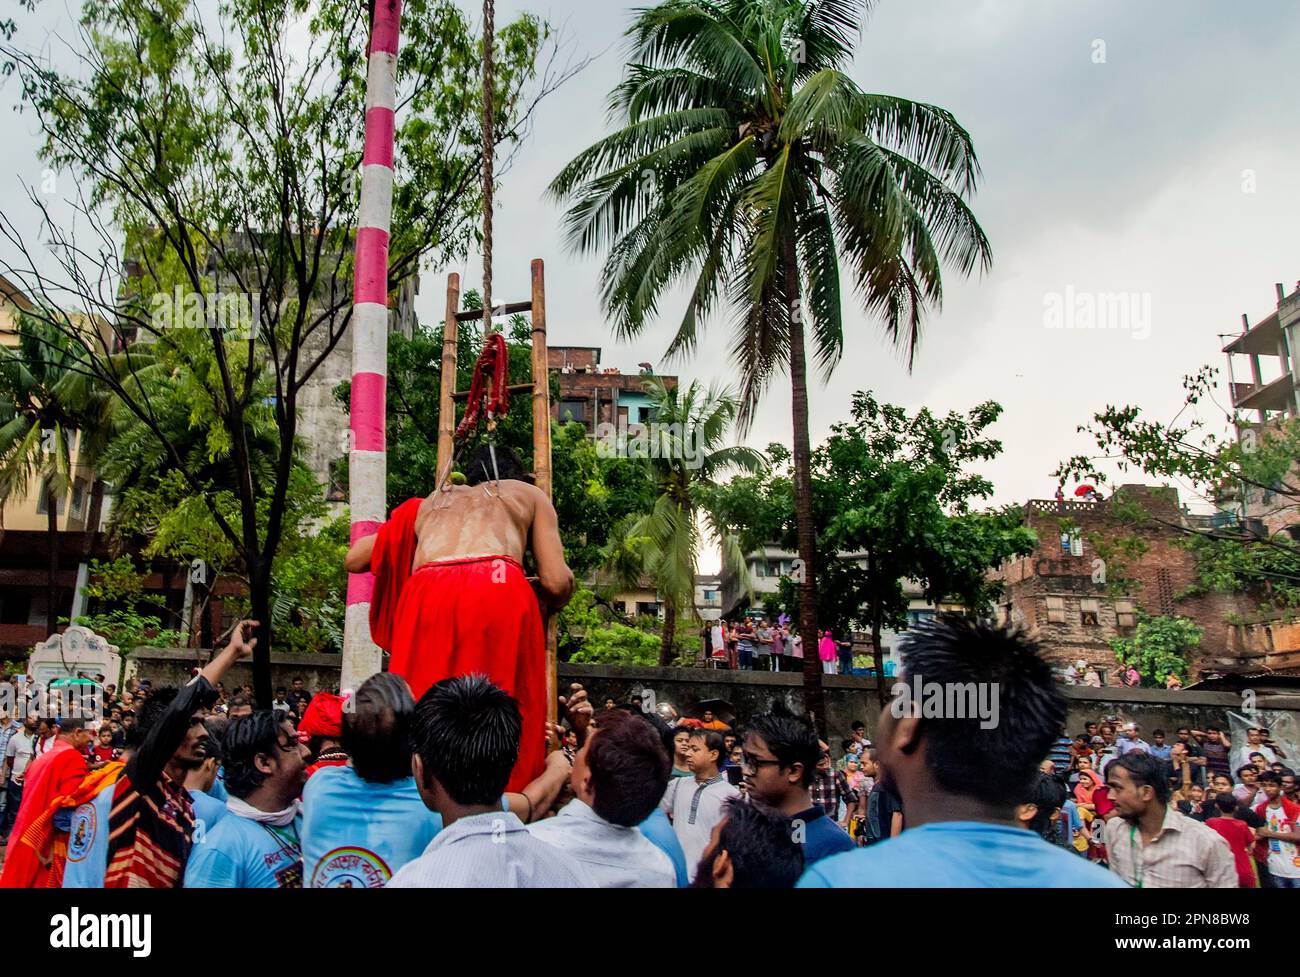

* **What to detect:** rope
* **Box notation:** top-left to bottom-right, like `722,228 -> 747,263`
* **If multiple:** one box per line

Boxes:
481,0 -> 496,336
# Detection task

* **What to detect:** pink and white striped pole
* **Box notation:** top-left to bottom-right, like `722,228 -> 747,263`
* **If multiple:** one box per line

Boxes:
342,0 -> 402,694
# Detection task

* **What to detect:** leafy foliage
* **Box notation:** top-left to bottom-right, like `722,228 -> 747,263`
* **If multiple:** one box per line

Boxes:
73,556 -> 183,651
1109,614 -> 1202,685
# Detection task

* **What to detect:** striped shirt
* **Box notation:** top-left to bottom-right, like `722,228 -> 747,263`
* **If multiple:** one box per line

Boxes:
1103,805 -> 1238,888
387,811 -> 592,888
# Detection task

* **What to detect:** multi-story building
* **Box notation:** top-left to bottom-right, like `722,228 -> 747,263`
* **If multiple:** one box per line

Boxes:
694,574 -> 722,621
992,485 -> 1286,682
1221,280 -> 1300,539
547,346 -> 677,434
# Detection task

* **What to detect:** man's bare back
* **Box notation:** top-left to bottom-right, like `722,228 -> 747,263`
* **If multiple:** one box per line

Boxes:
412,480 -> 534,568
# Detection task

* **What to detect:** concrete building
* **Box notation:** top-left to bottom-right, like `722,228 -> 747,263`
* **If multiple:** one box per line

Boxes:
992,486 -> 1293,682
694,574 -> 722,621
1220,280 -> 1300,540
547,346 -> 677,434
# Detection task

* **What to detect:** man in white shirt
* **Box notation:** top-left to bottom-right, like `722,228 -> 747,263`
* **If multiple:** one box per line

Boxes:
0,715 -> 38,842
660,728 -> 739,883
388,675 -> 590,889
1115,723 -> 1151,757
1232,727 -> 1283,774
529,708 -> 675,887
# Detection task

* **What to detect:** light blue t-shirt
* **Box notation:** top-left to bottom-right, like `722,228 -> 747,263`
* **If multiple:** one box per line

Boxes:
184,811 -> 304,888
301,766 -> 444,888
638,808 -> 688,887
191,788 -> 229,839
63,779 -> 116,888
797,821 -> 1129,888
207,768 -> 229,803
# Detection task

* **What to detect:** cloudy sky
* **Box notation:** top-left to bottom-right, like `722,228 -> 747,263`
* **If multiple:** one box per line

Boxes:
5,0 -> 1300,570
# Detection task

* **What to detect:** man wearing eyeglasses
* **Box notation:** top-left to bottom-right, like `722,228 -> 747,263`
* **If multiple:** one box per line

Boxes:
742,709 -> 854,864
185,711 -> 310,888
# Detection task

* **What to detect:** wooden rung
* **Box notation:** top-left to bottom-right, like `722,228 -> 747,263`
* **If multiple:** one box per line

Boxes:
450,382 -> 535,402
454,301 -> 533,322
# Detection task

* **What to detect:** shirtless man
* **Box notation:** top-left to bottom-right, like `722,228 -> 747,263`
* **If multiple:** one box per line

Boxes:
345,445 -> 573,792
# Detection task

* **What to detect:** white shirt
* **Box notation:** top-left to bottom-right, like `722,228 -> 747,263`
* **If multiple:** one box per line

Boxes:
6,730 -> 36,781
1232,744 -> 1278,773
660,774 -> 739,883
527,798 -> 675,888
1103,806 -> 1237,888
387,811 -> 593,889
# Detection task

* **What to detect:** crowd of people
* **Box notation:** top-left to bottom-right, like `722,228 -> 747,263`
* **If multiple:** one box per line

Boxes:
703,619 -> 867,676
0,614 -> 1295,888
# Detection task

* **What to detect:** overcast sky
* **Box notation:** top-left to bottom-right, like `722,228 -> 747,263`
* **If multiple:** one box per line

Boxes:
5,1 -> 1300,572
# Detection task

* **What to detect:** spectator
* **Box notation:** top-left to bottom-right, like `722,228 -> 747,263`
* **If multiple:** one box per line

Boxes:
271,688 -> 292,716
1115,723 -> 1150,757
1174,727 -> 1208,786
1233,727 -> 1285,773
1197,726 -> 1232,782
1104,752 -> 1236,888
667,727 -> 693,779
1204,792 -> 1259,888
184,711 -> 309,887
660,728 -> 739,883
227,694 -> 254,719
799,616 -> 1123,887
741,709 -> 854,865
527,708 -> 675,887
1234,765 -> 1266,808
288,677 -> 312,715
690,798 -> 804,889
298,692 -> 348,779
808,742 -> 856,825
697,709 -> 729,732
818,631 -> 838,675
388,675 -> 590,888
1254,771 -> 1300,889
1,716 -> 38,842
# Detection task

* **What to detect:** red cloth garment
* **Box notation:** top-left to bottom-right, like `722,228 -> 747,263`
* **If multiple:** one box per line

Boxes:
0,741 -> 89,888
370,503 -> 546,794
1206,817 -> 1259,888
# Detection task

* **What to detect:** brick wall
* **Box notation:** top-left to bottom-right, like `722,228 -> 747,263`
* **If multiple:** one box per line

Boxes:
1000,487 -> 1258,681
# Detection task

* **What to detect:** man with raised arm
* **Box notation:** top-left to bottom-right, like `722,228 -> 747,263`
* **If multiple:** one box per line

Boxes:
345,444 -> 574,793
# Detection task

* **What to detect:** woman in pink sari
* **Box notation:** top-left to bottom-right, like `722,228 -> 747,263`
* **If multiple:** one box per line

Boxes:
1074,760 -> 1104,814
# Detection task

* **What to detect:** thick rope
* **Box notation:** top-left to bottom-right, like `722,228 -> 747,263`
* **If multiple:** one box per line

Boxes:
481,0 -> 495,336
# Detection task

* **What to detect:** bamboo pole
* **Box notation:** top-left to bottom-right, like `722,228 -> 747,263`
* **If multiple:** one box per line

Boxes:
530,259 -> 558,730
437,274 -> 461,482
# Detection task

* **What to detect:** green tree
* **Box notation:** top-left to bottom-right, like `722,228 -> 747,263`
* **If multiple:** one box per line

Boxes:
1057,365 -> 1300,614
0,313 -> 114,633
600,379 -> 762,665
551,0 -> 991,719
0,0 -> 552,703
708,393 -> 1035,703
1109,614 -> 1202,686
73,556 -> 183,652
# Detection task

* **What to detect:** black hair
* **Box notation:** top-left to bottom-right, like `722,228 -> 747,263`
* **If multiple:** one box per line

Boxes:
691,799 -> 804,889
1022,773 -> 1068,841
463,444 -> 532,486
57,717 -> 88,732
840,738 -> 855,753
133,687 -> 180,749
1259,771 -> 1282,786
688,729 -> 725,771
744,710 -> 819,787
895,614 -> 1065,805
1214,792 -> 1238,814
229,693 -> 254,710
586,710 -> 671,827
1237,764 -> 1259,779
411,675 -> 520,805
203,716 -> 229,764
1111,752 -> 1171,805
344,673 -> 416,784
851,721 -> 866,732
221,711 -> 287,799
1153,729 -> 1165,737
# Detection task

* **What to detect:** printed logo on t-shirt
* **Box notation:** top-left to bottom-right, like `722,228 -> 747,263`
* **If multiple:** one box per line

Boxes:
311,847 -> 392,888
67,803 -> 96,863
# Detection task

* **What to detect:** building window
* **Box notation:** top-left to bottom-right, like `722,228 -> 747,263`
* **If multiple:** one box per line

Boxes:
1115,598 -> 1136,629
1045,595 -> 1066,624
0,593 -> 32,625
34,480 -> 66,516
636,601 -> 661,617
703,589 -> 718,601
70,479 -> 87,517
1080,597 -> 1100,626
559,399 -> 588,425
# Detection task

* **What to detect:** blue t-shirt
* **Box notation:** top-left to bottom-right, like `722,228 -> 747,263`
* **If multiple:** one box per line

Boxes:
207,767 -> 229,802
63,779 -> 116,888
301,766 -> 444,887
184,812 -> 304,888
796,806 -> 856,864
638,808 -> 688,887
191,788 -> 229,840
797,821 -> 1128,888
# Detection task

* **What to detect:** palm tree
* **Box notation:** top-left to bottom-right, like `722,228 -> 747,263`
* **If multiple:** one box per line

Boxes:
0,313 -> 113,635
551,0 -> 990,721
603,379 -> 762,665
